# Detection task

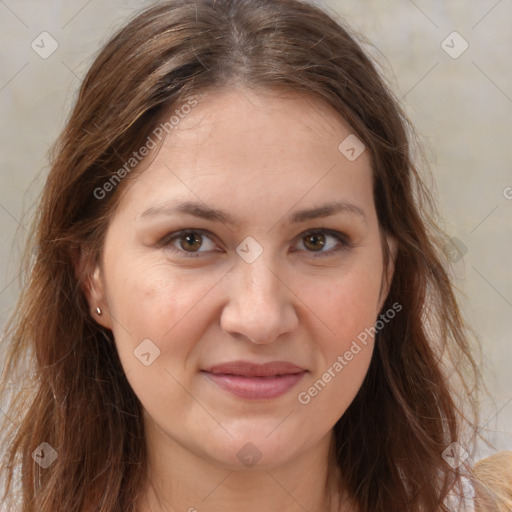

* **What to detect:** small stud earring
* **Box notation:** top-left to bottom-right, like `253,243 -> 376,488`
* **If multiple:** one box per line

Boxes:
96,307 -> 102,315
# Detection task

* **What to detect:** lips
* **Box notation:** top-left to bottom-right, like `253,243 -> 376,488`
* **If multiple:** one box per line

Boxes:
202,360 -> 308,400
204,360 -> 306,377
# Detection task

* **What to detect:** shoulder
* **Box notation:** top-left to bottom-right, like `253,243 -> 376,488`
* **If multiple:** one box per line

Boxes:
472,451 -> 512,511
473,450 -> 512,477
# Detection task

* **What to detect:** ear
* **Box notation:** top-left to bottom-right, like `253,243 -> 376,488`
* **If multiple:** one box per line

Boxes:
377,233 -> 398,313
76,248 -> 113,330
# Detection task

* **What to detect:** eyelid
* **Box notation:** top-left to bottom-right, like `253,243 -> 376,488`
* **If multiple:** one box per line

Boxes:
157,228 -> 221,255
159,228 -> 353,257
294,228 -> 353,256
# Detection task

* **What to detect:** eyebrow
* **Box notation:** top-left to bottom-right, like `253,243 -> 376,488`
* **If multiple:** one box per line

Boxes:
140,199 -> 367,226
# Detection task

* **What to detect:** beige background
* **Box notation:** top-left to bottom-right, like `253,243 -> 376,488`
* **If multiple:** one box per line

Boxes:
0,0 -> 510,463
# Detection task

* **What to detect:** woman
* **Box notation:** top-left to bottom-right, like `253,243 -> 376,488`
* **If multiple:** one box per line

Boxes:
0,0 -> 500,510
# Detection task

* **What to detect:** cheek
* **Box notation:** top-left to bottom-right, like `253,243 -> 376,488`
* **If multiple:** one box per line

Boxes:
295,253 -> 385,422
296,270 -> 381,425
313,258 -> 384,353
297,346 -> 373,434
105,257 -> 219,365
103,264 -> 209,416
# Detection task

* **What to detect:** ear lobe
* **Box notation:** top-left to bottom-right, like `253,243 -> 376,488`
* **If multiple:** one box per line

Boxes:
85,265 -> 113,330
76,248 -> 113,330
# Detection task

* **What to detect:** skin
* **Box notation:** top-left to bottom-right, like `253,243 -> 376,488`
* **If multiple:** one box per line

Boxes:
84,85 -> 397,512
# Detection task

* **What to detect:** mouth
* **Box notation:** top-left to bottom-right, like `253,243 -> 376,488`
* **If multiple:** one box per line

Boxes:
201,361 -> 308,400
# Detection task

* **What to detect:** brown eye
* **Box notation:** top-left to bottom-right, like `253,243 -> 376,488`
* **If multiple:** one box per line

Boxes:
179,231 -> 203,252
160,228 -> 351,259
161,230 -> 219,257
295,229 -> 351,257
303,232 -> 326,252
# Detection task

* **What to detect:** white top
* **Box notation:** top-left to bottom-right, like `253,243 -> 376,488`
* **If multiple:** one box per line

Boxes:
446,477 -> 475,511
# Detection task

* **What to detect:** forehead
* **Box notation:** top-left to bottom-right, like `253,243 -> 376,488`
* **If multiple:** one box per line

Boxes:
164,86 -> 355,150
115,86 -> 374,221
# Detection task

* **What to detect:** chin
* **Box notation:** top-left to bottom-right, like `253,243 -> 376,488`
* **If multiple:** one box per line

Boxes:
199,427 -> 313,472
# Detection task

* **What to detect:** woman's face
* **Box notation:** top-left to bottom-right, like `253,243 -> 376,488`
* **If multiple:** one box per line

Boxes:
87,86 -> 395,470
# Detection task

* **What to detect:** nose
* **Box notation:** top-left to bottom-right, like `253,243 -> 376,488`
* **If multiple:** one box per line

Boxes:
220,254 -> 299,344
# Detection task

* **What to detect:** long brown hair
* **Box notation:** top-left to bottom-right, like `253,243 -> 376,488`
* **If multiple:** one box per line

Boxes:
0,0 -> 497,510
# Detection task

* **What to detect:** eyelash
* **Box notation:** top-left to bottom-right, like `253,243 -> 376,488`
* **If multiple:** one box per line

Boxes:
159,228 -> 353,258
